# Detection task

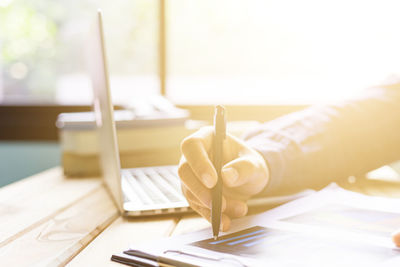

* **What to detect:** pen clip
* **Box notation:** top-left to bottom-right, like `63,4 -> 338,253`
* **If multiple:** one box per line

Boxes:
214,105 -> 226,139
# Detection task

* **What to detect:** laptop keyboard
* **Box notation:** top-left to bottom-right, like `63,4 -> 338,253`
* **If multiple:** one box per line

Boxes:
121,165 -> 314,215
121,166 -> 188,212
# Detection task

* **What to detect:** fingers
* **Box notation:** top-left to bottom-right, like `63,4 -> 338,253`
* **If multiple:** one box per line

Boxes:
190,201 -> 231,232
392,229 -> 400,247
224,198 -> 248,218
180,168 -> 246,232
181,186 -> 203,207
182,184 -> 227,212
181,127 -> 217,188
179,161 -> 226,210
185,194 -> 246,231
221,156 -> 258,187
179,162 -> 212,208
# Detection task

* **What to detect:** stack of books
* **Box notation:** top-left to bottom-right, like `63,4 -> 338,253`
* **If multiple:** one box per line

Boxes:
56,108 -> 196,177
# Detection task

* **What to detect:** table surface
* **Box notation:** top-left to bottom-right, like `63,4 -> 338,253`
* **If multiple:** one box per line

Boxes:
2,167 -> 400,267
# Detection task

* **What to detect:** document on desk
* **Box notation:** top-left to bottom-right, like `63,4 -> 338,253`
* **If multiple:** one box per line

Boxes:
113,184 -> 400,267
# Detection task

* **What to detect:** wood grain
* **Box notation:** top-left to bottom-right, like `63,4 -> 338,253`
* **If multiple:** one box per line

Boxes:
2,166 -> 400,267
0,167 -> 102,247
68,216 -> 179,267
0,186 -> 118,267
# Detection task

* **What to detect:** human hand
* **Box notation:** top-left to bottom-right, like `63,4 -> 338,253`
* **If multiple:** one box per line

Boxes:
178,126 -> 269,231
392,230 -> 400,247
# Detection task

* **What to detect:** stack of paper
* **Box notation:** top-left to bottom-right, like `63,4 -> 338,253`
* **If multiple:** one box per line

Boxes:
114,184 -> 400,267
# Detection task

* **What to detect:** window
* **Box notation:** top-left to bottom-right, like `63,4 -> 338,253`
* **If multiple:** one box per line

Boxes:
0,0 -> 159,104
1,0 -> 400,106
166,0 -> 400,104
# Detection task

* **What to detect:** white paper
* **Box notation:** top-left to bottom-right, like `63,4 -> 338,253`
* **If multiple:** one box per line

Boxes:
125,184 -> 400,267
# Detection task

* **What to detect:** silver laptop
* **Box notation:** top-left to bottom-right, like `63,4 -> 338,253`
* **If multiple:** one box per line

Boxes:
89,10 -> 311,217
89,10 -> 189,216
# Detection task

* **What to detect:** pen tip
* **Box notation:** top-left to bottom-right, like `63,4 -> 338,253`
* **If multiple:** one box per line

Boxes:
213,235 -> 218,240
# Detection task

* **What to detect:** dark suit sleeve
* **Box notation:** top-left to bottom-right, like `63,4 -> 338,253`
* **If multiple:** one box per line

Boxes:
243,81 -> 400,196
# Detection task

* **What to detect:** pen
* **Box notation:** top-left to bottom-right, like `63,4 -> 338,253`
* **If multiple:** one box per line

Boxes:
115,249 -> 198,267
212,105 -> 226,240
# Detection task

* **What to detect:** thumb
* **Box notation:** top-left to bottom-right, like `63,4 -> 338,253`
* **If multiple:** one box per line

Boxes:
221,156 -> 258,188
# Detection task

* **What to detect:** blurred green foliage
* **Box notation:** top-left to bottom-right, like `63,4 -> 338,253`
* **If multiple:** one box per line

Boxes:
0,3 -> 57,62
0,0 -> 158,100
0,0 -> 60,98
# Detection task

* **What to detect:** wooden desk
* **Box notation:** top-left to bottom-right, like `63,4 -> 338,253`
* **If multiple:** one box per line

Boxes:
1,167 -> 400,266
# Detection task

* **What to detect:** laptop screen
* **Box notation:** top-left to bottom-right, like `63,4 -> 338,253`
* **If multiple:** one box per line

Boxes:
88,10 -> 123,211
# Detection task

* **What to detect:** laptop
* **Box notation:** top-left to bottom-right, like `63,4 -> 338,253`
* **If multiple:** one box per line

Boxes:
89,10 -> 189,216
89,10 -> 311,217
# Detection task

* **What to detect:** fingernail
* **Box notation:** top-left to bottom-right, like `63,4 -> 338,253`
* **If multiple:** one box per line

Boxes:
202,173 -> 215,188
222,168 -> 239,186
